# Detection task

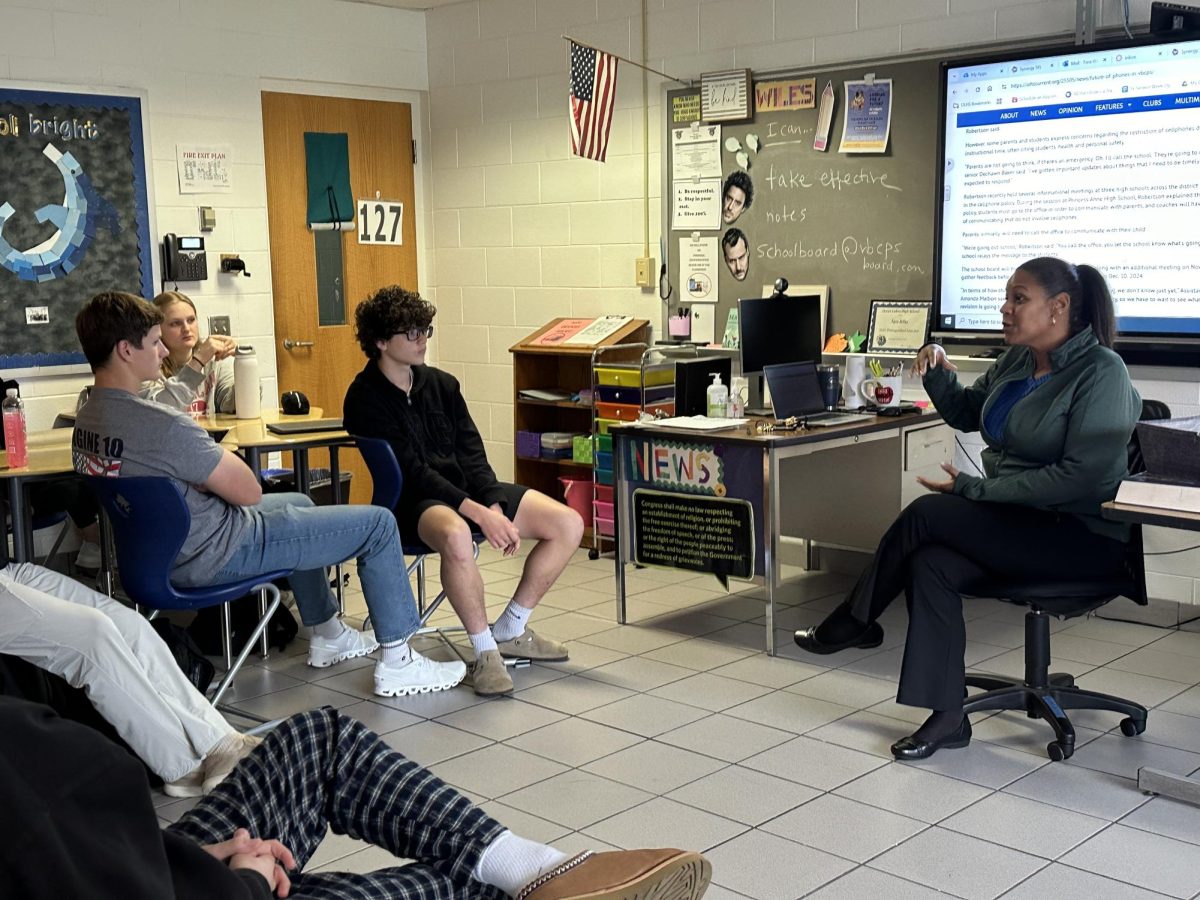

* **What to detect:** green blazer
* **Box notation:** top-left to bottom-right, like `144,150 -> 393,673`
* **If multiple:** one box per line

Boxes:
923,328 -> 1141,541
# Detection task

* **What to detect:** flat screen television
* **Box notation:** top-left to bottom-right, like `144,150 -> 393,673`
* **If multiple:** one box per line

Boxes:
933,33 -> 1200,349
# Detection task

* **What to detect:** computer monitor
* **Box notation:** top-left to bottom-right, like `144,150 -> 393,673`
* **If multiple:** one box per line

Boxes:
737,294 -> 823,376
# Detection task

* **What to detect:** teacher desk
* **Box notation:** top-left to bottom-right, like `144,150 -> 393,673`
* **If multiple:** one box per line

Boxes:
610,411 -> 953,655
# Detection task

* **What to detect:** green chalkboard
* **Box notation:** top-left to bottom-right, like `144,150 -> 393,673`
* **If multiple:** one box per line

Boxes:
666,56 -> 941,342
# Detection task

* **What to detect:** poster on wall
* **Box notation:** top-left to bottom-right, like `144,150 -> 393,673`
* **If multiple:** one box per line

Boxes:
0,87 -> 154,371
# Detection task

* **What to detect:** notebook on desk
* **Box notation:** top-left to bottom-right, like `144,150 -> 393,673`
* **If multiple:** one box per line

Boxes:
265,417 -> 344,435
762,362 -> 876,427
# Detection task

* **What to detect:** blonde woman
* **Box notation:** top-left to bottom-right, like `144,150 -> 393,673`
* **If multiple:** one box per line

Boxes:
142,291 -> 238,414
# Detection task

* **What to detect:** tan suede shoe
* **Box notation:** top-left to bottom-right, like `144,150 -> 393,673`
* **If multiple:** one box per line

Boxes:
515,849 -> 710,900
496,627 -> 569,662
471,648 -> 514,696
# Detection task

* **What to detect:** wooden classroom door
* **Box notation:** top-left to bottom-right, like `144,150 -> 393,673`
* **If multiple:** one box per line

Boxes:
261,91 -> 418,502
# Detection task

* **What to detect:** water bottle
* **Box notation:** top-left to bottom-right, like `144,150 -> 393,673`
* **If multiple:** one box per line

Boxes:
2,388 -> 29,467
233,345 -> 261,419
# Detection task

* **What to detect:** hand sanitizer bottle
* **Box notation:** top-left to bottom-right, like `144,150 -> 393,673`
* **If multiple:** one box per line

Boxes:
706,373 -> 728,417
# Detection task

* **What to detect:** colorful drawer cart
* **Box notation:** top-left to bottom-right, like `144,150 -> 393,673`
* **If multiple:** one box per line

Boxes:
586,347 -> 676,557
509,318 -> 651,551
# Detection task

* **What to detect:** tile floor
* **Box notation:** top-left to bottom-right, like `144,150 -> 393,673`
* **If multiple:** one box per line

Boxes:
155,547 -> 1200,899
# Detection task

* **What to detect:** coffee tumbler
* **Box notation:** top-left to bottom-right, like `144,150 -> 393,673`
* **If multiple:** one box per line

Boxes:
817,364 -> 841,410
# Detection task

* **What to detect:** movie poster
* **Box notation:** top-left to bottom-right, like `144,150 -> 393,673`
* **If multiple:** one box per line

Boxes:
0,88 -> 153,370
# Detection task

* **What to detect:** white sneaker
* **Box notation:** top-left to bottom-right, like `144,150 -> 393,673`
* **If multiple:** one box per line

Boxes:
201,732 -> 263,794
74,540 -> 101,571
308,625 -> 379,668
374,651 -> 467,697
162,764 -> 204,798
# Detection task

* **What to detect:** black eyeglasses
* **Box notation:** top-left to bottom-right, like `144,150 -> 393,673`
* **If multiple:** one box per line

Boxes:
400,326 -> 434,341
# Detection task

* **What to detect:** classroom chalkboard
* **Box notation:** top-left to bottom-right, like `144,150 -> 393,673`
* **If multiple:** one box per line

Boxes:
665,57 -> 942,343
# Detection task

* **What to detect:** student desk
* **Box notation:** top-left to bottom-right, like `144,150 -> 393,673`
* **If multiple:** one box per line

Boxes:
610,412 -> 952,655
1,429 -> 75,564
1103,500 -> 1200,808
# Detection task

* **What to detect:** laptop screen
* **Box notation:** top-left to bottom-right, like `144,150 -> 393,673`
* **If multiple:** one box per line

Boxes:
763,361 -> 826,419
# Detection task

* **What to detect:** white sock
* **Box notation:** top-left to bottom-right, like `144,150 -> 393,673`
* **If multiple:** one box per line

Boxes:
472,830 -> 568,897
313,616 -> 345,640
469,629 -> 498,657
492,601 -> 533,642
380,640 -> 412,666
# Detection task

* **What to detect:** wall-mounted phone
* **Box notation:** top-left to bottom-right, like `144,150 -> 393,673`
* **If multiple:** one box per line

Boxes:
162,234 -> 208,281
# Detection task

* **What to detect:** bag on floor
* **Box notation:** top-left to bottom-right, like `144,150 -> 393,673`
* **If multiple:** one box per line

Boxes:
150,618 -> 216,695
187,596 -> 299,658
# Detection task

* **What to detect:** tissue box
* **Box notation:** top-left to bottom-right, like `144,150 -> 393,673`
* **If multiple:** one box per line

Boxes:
572,435 -> 593,464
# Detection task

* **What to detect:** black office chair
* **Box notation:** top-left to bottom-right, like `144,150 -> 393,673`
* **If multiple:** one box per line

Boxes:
961,399 -> 1171,761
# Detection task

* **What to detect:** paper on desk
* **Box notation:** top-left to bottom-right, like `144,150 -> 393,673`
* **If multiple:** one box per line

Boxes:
653,416 -> 745,431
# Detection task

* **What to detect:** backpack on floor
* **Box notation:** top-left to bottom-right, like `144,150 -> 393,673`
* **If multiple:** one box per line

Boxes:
149,618 -> 216,695
187,595 -> 300,658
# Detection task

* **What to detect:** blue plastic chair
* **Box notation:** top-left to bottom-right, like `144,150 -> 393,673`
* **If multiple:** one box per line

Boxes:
84,476 -> 290,707
354,436 -> 512,666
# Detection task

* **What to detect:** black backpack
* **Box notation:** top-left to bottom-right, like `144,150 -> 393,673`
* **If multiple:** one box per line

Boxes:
149,618 -> 215,695
187,595 -> 299,658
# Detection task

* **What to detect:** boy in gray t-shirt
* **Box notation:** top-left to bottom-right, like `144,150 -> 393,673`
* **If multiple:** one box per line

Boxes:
72,291 -> 466,698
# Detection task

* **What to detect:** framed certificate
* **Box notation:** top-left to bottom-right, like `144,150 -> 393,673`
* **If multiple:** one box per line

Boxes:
866,300 -> 932,354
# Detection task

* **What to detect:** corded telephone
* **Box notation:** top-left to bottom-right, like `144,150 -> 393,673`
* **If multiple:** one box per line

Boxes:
162,234 -> 208,281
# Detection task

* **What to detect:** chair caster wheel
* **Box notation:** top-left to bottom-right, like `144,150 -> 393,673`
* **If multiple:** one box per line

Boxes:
1047,740 -> 1073,761
588,549 -> 599,560
1120,717 -> 1146,737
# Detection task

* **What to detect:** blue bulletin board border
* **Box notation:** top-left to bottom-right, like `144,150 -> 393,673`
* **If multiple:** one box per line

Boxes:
0,87 -> 154,370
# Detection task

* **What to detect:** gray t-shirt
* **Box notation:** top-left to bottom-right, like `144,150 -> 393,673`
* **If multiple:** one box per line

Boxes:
73,387 -> 250,584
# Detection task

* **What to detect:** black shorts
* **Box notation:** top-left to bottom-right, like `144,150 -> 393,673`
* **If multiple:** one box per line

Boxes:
397,482 -> 529,544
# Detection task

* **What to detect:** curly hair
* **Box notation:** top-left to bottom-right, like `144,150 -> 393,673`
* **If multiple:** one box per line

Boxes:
354,286 -> 436,360
723,170 -> 753,211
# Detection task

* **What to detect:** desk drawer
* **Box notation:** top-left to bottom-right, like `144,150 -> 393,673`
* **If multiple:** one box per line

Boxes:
904,424 -> 952,472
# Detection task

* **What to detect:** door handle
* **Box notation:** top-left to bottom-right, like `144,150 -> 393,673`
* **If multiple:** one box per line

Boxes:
283,338 -> 315,351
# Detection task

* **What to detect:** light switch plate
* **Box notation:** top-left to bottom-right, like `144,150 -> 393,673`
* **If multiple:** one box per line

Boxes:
208,315 -> 231,336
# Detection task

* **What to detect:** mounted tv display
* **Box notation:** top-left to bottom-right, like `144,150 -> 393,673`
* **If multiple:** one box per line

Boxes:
934,33 -> 1200,345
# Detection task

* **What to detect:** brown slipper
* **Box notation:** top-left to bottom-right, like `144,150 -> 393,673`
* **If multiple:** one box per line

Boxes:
515,848 -> 710,900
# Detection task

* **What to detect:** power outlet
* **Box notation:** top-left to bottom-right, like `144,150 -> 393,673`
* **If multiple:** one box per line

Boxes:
635,256 -> 655,288
208,315 -> 232,336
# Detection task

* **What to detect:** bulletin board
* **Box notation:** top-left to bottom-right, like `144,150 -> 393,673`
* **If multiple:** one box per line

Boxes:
0,87 -> 154,370
664,57 -> 941,343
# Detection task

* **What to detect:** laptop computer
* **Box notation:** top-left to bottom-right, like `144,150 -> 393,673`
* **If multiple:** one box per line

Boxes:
762,362 -> 876,427
265,417 -> 344,435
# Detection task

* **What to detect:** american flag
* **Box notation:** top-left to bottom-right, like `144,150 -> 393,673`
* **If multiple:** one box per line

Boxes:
569,41 -> 618,162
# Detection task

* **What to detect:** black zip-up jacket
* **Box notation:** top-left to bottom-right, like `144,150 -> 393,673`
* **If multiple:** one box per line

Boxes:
343,361 -> 508,514
0,698 -> 271,899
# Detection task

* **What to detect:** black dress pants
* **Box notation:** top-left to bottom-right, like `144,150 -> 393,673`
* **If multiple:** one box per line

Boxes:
843,494 -> 1126,712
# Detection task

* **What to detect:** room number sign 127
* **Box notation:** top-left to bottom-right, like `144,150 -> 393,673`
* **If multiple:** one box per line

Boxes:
357,199 -> 404,245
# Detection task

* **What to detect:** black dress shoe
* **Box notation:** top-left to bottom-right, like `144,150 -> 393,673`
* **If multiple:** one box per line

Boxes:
793,622 -> 884,655
891,716 -> 971,760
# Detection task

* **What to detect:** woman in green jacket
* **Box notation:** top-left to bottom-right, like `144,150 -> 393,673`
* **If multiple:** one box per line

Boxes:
794,257 -> 1141,760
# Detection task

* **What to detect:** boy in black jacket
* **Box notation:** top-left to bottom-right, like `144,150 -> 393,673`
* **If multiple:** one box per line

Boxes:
344,287 -> 584,697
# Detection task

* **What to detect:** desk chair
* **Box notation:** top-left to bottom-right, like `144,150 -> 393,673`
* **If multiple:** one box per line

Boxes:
84,476 -> 289,708
354,437 -> 528,670
962,399 -> 1170,761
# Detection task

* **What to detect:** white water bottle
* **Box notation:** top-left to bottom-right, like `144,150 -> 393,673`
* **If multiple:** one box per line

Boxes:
706,373 -> 728,417
2,388 -> 28,467
233,346 -> 261,419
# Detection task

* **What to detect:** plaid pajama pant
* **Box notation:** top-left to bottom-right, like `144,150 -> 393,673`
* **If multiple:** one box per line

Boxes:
167,708 -> 509,899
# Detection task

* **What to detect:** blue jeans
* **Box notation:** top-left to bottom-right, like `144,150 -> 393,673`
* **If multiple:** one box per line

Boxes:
207,493 -> 421,644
